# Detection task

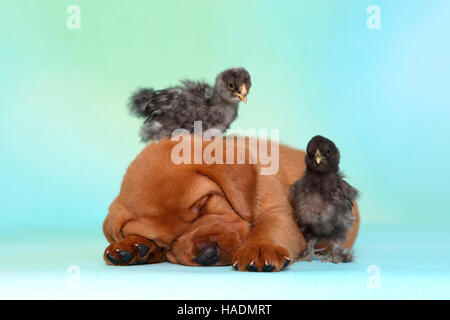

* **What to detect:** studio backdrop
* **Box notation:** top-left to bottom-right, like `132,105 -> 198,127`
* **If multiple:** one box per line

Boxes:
1,0 -> 449,299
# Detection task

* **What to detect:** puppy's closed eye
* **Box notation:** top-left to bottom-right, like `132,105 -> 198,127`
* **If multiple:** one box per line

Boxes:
185,195 -> 210,222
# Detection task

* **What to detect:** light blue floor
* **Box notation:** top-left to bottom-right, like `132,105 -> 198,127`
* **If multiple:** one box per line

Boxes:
1,224 -> 449,299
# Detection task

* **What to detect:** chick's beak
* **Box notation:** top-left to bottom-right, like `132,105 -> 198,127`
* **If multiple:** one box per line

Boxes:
234,84 -> 248,103
314,150 -> 323,165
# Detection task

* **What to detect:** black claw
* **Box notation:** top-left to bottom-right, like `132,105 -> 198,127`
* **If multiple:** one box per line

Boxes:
136,244 -> 150,257
282,258 -> 290,270
106,253 -> 121,265
118,250 -> 134,263
246,264 -> 258,272
262,264 -> 275,272
233,264 -> 239,271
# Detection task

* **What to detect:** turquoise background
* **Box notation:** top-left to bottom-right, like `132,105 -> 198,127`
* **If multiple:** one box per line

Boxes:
1,1 -> 449,299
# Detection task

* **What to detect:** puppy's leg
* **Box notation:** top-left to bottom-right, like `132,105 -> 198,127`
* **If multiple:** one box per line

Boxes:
232,177 -> 306,272
104,235 -> 166,266
103,200 -> 167,266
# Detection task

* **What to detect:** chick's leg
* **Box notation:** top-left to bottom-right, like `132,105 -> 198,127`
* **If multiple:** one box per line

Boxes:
300,234 -> 319,262
322,238 -> 353,264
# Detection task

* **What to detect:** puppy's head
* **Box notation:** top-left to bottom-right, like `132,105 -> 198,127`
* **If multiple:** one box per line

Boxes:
105,136 -> 256,266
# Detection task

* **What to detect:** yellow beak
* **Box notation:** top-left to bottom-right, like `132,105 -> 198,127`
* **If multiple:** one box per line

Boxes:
314,150 -> 323,164
234,83 -> 248,103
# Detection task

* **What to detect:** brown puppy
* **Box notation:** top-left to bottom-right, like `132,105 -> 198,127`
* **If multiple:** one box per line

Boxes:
103,135 -> 360,271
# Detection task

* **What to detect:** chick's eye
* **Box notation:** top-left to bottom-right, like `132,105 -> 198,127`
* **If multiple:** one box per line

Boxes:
228,82 -> 234,89
326,149 -> 331,156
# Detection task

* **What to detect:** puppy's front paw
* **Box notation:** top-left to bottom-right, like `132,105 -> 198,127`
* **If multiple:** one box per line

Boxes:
104,235 -> 165,266
232,241 -> 292,272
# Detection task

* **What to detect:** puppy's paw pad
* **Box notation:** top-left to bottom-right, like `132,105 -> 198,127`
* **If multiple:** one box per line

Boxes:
135,244 -> 149,257
118,250 -> 134,263
104,244 -> 137,266
106,253 -> 121,265
103,235 -> 165,266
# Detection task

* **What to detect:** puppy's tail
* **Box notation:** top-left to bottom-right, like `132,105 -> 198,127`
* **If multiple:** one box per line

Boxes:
128,88 -> 155,118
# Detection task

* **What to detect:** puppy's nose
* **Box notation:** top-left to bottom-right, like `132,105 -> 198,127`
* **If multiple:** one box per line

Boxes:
194,243 -> 220,266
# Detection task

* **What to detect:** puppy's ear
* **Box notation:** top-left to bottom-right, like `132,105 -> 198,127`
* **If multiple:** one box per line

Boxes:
196,163 -> 257,221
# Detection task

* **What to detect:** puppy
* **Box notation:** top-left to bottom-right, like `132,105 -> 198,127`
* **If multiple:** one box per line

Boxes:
103,136 -> 360,271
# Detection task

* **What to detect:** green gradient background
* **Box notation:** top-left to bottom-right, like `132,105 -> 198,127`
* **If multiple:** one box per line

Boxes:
1,1 -> 449,299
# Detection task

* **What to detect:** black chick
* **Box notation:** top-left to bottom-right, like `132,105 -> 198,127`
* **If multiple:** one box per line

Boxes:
290,135 -> 359,264
129,67 -> 251,142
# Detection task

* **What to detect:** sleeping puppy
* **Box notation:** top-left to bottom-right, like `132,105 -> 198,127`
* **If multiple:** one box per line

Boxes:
103,135 -> 360,271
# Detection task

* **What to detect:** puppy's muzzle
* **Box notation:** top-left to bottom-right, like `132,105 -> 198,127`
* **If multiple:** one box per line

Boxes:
194,242 -> 221,266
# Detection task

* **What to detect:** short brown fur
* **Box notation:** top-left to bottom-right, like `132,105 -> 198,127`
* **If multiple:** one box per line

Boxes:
103,136 -> 360,271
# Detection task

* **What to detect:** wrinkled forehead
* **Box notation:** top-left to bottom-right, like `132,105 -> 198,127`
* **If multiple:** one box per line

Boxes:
160,172 -> 220,207
135,167 -> 221,212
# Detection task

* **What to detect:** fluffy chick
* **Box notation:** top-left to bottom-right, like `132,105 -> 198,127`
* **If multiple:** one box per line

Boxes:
129,67 -> 251,142
290,135 -> 359,264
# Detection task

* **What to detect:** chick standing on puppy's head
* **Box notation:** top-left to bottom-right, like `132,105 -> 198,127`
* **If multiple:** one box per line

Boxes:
129,67 -> 251,142
290,135 -> 359,264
